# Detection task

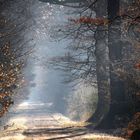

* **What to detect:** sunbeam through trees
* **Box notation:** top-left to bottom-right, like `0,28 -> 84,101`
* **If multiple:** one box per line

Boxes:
0,0 -> 140,140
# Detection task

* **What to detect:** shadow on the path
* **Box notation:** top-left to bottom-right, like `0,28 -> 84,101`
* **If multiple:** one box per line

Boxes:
23,126 -> 87,139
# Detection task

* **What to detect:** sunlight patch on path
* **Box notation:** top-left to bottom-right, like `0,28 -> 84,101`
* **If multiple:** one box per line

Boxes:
83,134 -> 125,140
17,102 -> 53,110
0,117 -> 27,140
0,134 -> 26,140
0,111 -> 126,140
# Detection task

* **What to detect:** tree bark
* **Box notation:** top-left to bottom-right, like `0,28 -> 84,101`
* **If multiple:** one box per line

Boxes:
87,0 -> 111,128
103,0 -> 135,129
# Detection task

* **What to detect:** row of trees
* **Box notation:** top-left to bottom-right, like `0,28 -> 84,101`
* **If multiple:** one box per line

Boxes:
0,0 -> 35,116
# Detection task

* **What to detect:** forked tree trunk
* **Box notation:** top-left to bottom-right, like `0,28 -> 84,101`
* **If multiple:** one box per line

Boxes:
88,0 -> 133,129
100,0 -> 134,129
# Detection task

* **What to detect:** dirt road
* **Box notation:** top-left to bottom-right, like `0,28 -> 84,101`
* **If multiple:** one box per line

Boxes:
0,102 -> 125,140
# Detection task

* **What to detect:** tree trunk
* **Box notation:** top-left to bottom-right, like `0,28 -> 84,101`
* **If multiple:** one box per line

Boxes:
89,0 -> 134,129
87,0 -> 111,128
88,0 -> 130,129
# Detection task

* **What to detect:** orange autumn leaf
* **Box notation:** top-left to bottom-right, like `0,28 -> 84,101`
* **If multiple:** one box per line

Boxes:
70,17 -> 109,26
127,130 -> 133,136
134,63 -> 140,70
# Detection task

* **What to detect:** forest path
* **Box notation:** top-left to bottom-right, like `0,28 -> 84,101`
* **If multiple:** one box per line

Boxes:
0,102 -> 89,140
0,102 -> 125,140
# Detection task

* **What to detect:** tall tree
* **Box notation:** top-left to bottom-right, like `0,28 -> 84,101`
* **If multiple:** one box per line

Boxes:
40,0 -> 140,129
86,0 -> 111,128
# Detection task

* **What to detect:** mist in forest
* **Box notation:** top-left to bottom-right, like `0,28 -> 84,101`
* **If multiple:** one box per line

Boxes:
0,0 -> 140,139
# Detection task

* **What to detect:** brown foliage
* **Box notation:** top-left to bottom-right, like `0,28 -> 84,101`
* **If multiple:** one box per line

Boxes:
70,17 -> 108,26
134,62 -> 140,70
0,42 -> 24,116
124,112 -> 140,138
0,17 -> 25,117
